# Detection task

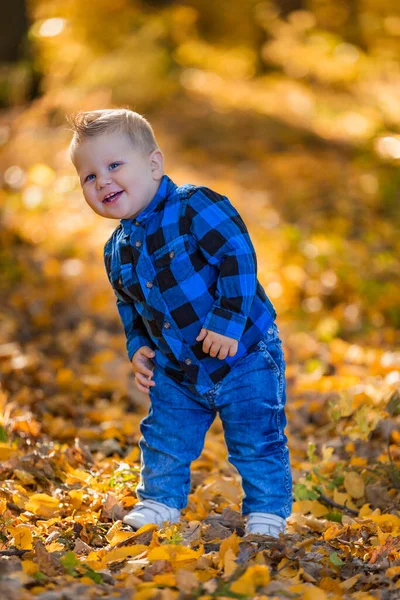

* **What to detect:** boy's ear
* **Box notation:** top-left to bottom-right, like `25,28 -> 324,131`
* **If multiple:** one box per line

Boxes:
150,149 -> 164,179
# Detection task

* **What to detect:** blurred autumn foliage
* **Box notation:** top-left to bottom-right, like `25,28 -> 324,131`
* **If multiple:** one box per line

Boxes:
0,1 -> 400,599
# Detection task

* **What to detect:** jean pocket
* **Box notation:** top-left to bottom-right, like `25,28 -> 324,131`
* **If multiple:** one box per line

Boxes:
257,340 -> 282,375
254,324 -> 284,375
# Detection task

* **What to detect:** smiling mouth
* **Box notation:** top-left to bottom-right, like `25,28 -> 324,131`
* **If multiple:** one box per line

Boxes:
103,191 -> 123,204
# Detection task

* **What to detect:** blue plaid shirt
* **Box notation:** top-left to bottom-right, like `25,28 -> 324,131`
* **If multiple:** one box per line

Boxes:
104,174 -> 277,395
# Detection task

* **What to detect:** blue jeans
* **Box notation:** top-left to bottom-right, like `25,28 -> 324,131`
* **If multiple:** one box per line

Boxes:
136,322 -> 292,518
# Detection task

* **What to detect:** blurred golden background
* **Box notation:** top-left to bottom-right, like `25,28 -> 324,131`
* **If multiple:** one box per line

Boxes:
0,3 -> 400,596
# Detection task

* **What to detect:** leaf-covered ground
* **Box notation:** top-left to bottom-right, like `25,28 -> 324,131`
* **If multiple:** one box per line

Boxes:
1,93 -> 400,600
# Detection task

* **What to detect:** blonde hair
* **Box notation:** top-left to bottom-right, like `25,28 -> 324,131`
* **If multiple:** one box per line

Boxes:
67,108 -> 160,161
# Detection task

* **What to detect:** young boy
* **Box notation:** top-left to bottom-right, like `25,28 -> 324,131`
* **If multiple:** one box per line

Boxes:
69,108 -> 292,538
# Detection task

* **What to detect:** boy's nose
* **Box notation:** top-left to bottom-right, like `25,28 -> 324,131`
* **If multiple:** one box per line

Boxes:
96,176 -> 112,189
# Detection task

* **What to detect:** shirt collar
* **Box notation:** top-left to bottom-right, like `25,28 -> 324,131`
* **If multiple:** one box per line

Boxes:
120,174 -> 176,235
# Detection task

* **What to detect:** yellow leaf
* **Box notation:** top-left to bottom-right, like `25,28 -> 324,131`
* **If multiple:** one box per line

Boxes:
25,493 -> 60,518
22,560 -> 37,575
109,531 -> 137,546
343,472 -> 365,499
108,520 -> 157,542
105,520 -> 122,543
318,577 -> 342,593
223,547 -> 237,578
65,466 -> 93,485
369,514 -> 400,528
230,565 -> 270,595
293,500 -> 313,514
133,523 -> 159,537
340,574 -> 360,590
0,499 -> 6,515
122,495 -> 137,508
194,569 -> 218,583
125,446 -> 140,463
217,532 -> 240,569
333,489 -> 350,505
0,443 -> 15,460
350,457 -> 368,467
85,550 -> 106,569
46,542 -> 64,552
7,525 -> 33,550
302,586 -> 328,600
36,517 -> 61,528
310,501 -> 329,517
183,495 -> 209,521
148,544 -> 203,565
101,544 -> 149,566
292,500 -> 328,517
321,445 -> 334,461
323,524 -> 342,541
128,590 -> 159,600
80,576 -> 95,585
153,573 -> 177,586
359,503 -> 373,516
68,490 -> 84,510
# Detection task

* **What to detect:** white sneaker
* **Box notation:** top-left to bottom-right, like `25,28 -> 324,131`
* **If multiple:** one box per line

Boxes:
123,499 -> 181,530
245,512 -> 286,538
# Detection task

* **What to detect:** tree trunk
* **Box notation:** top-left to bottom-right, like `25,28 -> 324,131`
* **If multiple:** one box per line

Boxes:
0,0 -> 28,63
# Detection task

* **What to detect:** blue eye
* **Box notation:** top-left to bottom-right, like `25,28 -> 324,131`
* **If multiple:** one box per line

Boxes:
109,162 -> 120,170
85,174 -> 95,182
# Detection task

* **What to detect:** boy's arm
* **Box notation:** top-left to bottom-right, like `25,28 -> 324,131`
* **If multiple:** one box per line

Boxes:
114,290 -> 154,361
185,187 -> 257,342
104,240 -> 153,361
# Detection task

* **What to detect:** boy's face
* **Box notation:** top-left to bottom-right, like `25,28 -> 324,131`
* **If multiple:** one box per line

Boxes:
72,130 -> 164,220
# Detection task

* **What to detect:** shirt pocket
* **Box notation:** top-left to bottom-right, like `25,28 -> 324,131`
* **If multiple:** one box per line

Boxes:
153,235 -> 195,285
109,263 -> 144,303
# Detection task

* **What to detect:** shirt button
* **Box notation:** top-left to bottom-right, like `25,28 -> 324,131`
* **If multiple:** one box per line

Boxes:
146,281 -> 153,288
163,322 -> 171,329
184,358 -> 192,365
169,251 -> 175,259
134,220 -> 141,227
268,327 -> 273,334
135,240 -> 142,247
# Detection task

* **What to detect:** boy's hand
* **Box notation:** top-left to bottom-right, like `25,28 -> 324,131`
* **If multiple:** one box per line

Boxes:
131,346 -> 156,394
196,328 -> 238,359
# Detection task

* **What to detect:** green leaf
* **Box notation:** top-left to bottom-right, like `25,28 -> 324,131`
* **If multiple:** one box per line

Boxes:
0,426 -> 8,442
307,442 -> 316,462
330,551 -> 344,566
294,483 -> 319,501
327,475 -> 344,489
83,567 -> 103,584
61,550 -> 79,574
325,512 -> 343,523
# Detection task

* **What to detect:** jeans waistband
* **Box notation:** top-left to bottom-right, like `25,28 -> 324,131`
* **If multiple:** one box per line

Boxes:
264,321 -> 280,341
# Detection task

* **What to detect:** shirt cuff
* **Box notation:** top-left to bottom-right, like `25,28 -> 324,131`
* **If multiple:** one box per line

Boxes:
127,336 -> 154,362
202,306 -> 247,341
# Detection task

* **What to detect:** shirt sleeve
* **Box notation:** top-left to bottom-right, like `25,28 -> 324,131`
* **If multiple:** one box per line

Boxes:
185,187 -> 257,341
114,290 -> 154,361
104,239 -> 153,361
